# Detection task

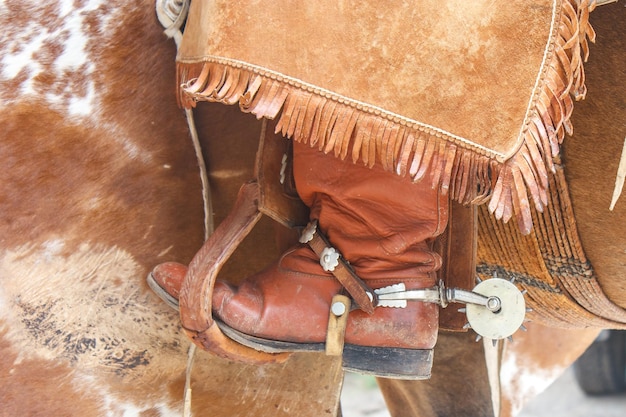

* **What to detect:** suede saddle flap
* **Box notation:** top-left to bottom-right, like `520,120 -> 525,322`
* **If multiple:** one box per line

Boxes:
176,0 -> 596,234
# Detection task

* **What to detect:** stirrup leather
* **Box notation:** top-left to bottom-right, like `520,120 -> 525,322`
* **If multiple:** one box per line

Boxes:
300,220 -> 377,314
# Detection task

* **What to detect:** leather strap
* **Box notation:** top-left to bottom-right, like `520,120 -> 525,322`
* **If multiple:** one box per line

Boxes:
301,220 -> 377,314
437,200 -> 478,331
256,120 -> 309,228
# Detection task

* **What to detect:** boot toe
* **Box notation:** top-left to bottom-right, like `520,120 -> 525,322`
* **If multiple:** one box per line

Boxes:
147,262 -> 188,310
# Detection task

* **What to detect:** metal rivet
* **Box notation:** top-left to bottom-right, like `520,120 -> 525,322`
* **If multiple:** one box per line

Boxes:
331,301 -> 346,316
486,297 -> 501,312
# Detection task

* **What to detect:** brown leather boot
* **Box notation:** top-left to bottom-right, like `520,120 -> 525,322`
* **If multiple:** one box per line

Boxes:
149,141 -> 448,379
147,262 -> 187,311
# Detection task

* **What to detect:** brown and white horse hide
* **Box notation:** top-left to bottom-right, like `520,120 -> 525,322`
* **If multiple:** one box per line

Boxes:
1,1 -> 202,415
0,1 -> 623,417
0,2 -> 343,416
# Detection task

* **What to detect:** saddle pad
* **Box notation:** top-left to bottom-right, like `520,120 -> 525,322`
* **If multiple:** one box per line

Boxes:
176,0 -> 596,234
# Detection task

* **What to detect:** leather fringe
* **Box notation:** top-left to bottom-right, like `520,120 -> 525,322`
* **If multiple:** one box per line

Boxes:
489,0 -> 597,234
176,0 -> 596,235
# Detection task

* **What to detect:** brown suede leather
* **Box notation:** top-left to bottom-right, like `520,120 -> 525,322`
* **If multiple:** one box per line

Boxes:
176,0 -> 596,234
210,141 -> 448,350
178,0 -> 551,156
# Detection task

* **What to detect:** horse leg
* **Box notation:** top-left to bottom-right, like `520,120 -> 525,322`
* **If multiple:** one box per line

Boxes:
375,325 -> 599,417
376,331 -> 493,417
499,323 -> 599,417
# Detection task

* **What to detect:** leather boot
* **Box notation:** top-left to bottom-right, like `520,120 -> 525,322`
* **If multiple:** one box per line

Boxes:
150,141 -> 448,379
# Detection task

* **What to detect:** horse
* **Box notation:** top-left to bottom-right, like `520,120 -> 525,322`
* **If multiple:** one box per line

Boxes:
0,1 -> 342,415
0,1 -> 623,416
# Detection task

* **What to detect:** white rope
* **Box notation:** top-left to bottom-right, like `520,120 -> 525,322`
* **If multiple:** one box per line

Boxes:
483,338 -> 502,417
609,136 -> 626,211
185,108 -> 215,237
155,0 -> 189,47
155,2 -> 212,416
183,343 -> 197,417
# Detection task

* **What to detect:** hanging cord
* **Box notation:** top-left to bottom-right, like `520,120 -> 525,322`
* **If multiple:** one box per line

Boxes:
184,107 -> 215,238
610,136 -> 626,211
182,342 -> 197,417
483,338 -> 502,417
155,0 -> 189,47
156,2 -> 213,416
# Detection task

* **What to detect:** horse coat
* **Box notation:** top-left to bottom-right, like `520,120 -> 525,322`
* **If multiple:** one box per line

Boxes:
0,0 -> 624,416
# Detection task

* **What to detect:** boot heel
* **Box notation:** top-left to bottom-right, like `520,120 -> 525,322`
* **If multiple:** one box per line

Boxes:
342,345 -> 433,380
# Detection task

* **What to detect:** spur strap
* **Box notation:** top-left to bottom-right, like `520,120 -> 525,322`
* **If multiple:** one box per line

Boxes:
300,220 -> 377,314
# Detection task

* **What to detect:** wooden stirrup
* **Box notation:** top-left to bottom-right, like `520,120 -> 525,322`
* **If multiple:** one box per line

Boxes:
178,181 -> 290,364
177,120 -> 308,363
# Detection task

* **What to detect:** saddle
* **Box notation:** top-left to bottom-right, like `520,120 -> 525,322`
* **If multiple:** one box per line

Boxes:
164,0 -> 626,366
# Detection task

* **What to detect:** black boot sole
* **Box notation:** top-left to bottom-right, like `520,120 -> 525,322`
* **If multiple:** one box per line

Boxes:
218,320 -> 433,380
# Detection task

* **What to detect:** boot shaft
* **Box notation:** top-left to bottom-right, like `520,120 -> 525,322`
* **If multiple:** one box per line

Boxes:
293,141 -> 449,279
